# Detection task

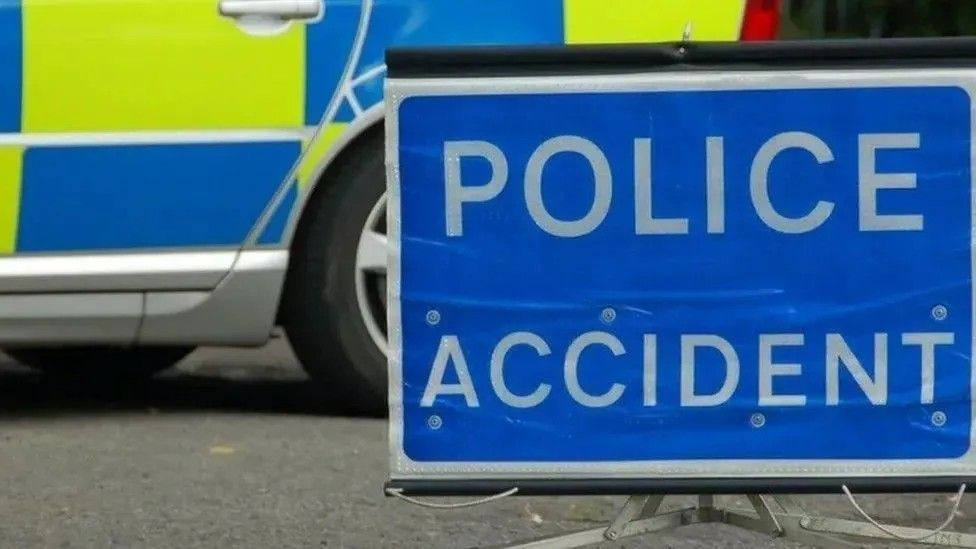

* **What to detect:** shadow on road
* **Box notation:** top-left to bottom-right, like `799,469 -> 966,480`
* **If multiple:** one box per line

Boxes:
0,365 -> 374,419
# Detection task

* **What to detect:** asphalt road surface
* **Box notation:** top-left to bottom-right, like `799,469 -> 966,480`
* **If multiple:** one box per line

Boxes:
0,339 -> 974,548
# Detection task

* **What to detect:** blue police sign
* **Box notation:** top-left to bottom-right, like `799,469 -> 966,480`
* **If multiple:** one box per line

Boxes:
387,70 -> 975,481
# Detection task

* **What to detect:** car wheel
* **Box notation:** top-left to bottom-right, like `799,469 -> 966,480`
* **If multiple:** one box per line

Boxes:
5,346 -> 193,381
283,127 -> 388,415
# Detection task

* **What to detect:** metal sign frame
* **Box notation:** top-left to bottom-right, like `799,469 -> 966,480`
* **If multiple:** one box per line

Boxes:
384,38 -> 976,496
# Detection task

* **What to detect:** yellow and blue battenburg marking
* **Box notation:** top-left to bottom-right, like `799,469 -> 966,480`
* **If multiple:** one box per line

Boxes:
0,0 -> 22,254
19,0 -> 305,253
0,0 -> 744,254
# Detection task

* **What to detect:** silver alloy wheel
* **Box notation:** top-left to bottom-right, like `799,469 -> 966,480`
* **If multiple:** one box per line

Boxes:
355,194 -> 388,354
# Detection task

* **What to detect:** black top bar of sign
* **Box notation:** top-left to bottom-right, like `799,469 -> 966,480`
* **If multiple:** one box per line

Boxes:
385,477 -> 976,497
386,36 -> 976,78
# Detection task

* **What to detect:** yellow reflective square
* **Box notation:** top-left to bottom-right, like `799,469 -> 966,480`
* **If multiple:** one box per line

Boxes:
23,0 -> 305,132
564,0 -> 744,43
0,147 -> 23,254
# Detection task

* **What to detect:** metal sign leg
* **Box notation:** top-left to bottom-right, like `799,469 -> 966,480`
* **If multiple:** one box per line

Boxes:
603,494 -> 663,541
493,495 -> 690,549
494,494 -> 976,549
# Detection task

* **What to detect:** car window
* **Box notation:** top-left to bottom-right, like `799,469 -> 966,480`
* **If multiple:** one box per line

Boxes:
780,0 -> 976,39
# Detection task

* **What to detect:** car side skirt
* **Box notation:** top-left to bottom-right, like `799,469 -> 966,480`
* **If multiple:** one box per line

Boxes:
0,249 -> 287,346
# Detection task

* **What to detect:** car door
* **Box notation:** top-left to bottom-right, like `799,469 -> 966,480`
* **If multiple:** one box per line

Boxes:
0,0 -> 320,341
0,0 -> 317,286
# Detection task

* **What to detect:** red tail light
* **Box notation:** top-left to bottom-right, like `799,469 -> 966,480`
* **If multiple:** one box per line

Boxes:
740,0 -> 781,41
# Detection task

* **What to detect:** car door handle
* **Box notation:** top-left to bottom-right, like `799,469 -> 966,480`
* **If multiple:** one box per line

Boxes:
219,0 -> 321,20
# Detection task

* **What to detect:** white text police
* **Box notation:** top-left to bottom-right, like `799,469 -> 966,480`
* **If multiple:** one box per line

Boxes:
443,132 -> 924,237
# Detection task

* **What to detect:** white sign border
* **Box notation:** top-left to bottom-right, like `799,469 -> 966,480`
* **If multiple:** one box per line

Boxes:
385,67 -> 976,480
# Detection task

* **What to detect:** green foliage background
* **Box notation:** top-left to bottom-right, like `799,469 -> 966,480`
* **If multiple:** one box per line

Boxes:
780,0 -> 976,39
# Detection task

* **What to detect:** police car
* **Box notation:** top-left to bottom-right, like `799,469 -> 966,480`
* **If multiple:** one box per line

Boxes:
0,0 -> 828,413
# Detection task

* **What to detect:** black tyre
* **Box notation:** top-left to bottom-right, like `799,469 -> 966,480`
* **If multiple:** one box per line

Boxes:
6,345 -> 193,382
282,127 -> 388,415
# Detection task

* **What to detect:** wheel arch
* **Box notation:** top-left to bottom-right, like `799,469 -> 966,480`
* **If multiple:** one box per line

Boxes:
285,105 -> 384,249
275,106 -> 386,323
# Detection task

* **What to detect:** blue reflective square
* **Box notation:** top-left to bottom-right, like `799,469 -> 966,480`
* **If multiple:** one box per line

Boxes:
0,0 -> 21,132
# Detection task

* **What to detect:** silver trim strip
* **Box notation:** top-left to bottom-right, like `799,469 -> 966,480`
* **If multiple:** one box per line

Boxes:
0,129 -> 313,147
351,63 -> 387,88
0,251 -> 237,292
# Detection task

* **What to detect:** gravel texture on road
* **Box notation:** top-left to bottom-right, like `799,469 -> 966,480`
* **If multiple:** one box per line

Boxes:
0,341 -> 972,548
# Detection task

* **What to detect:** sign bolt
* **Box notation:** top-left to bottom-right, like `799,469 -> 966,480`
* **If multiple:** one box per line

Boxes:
932,304 -> 948,321
427,415 -> 443,430
600,307 -> 617,324
426,309 -> 441,326
750,413 -> 766,428
932,411 -> 947,427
